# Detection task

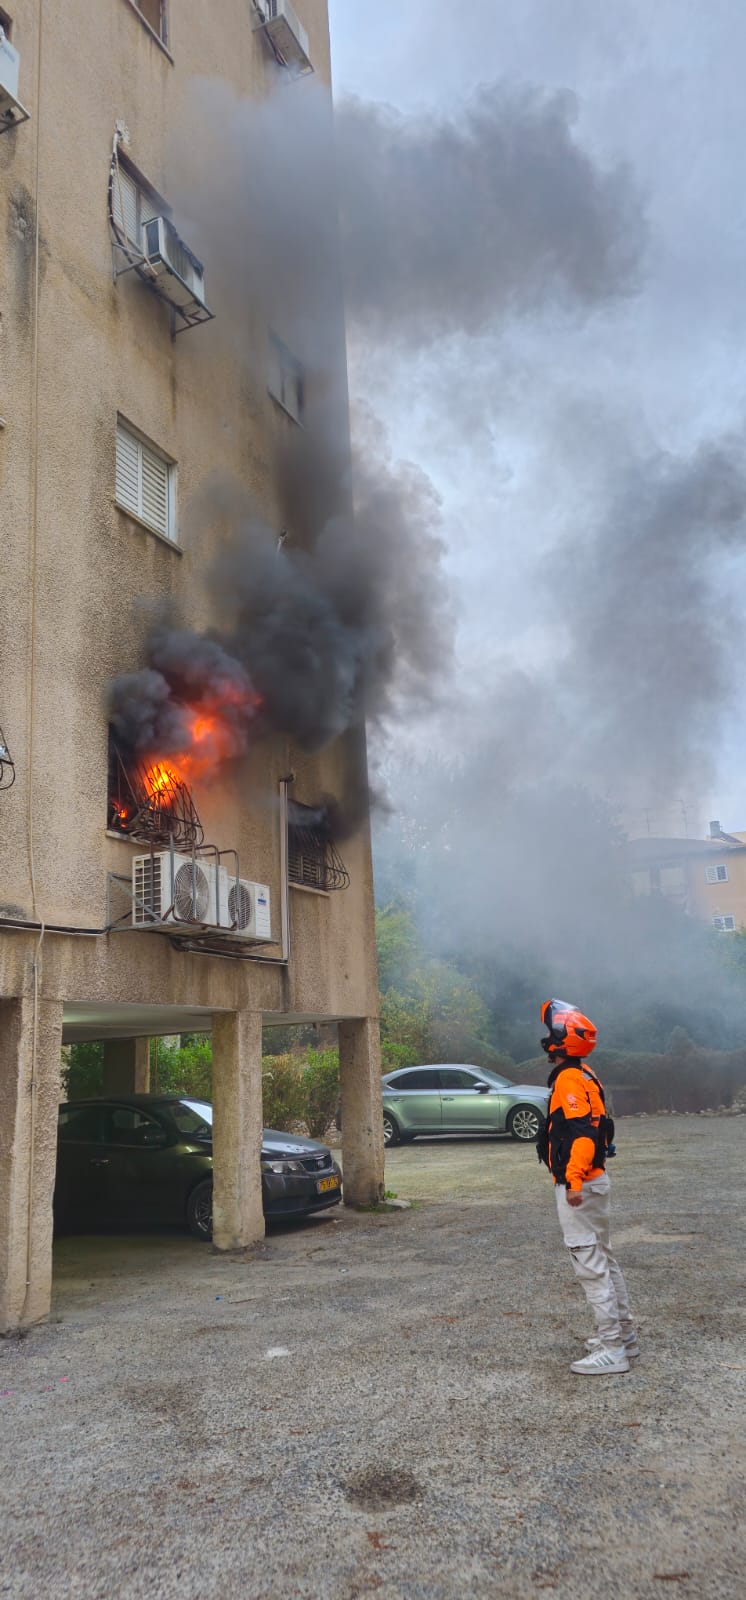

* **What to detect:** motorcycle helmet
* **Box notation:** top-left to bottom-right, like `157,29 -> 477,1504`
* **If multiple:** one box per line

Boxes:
540,997 -> 597,1059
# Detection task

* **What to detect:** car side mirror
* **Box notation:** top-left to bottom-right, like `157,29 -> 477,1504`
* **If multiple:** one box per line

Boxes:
474,1082 -> 490,1093
139,1127 -> 168,1147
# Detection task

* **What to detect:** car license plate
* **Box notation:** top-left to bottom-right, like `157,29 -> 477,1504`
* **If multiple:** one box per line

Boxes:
317,1175 -> 340,1193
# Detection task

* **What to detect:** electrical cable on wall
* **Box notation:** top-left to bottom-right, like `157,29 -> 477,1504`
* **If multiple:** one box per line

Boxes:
0,722 -> 15,789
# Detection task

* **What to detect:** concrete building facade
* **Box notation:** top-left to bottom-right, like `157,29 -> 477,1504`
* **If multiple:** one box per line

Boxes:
0,0 -> 385,1334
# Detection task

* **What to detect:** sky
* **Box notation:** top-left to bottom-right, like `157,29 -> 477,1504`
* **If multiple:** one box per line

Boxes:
327,0 -> 746,837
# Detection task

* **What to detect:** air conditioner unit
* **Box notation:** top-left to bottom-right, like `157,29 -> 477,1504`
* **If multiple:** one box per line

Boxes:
132,853 -> 213,929
140,215 -> 211,317
256,1 -> 313,76
217,873 -> 273,942
0,29 -> 30,132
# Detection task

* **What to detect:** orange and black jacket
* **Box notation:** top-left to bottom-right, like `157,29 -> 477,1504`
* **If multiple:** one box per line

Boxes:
542,1061 -> 612,1191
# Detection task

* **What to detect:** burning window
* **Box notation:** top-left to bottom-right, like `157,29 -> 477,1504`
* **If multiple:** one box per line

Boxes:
108,735 -> 203,851
288,801 -> 350,892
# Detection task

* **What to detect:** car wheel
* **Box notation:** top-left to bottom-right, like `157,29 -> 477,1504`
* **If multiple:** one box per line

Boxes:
382,1112 -> 401,1148
507,1105 -> 544,1142
187,1179 -> 213,1240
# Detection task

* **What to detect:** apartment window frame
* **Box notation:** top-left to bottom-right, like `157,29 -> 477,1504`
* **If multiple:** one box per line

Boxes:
268,332 -> 306,425
287,801 -> 350,893
115,416 -> 177,545
712,914 -> 736,933
121,0 -> 172,58
705,863 -> 729,884
111,155 -> 167,255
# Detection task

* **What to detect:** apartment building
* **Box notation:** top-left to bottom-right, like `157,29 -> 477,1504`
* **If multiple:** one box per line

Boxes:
0,1 -> 384,1334
626,820 -> 746,931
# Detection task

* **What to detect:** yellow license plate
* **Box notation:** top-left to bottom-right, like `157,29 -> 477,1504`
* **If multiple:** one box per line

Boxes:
317,1175 -> 340,1193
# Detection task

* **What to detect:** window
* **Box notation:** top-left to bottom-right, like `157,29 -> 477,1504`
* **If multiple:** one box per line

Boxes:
58,1106 -> 105,1143
659,865 -> 686,899
116,418 -> 175,541
111,161 -> 161,251
269,333 -> 305,424
127,0 -> 168,46
438,1069 -> 483,1090
288,801 -> 350,891
630,868 -> 652,897
706,864 -> 729,884
713,915 -> 736,932
103,1107 -> 165,1145
387,1070 -> 441,1092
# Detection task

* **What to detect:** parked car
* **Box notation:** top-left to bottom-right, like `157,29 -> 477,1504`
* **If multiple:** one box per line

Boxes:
380,1064 -> 549,1147
54,1094 -> 342,1240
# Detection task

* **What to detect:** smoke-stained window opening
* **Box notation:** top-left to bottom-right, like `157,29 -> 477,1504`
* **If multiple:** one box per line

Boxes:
288,801 -> 350,892
107,732 -> 204,852
268,333 -> 305,425
0,719 -> 15,790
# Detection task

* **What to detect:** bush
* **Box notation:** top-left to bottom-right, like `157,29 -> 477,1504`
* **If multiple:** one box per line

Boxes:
262,1054 -> 305,1131
302,1049 -> 340,1139
515,1041 -> 746,1113
61,1042 -> 104,1099
153,1036 -> 212,1099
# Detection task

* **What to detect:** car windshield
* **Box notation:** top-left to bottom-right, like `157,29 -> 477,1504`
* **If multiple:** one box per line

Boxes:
171,1099 -> 213,1135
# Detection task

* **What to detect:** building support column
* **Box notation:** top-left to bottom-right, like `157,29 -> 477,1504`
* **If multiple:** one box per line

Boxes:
0,995 -> 63,1334
102,1037 -> 150,1095
211,1010 -> 264,1250
338,1016 -> 385,1207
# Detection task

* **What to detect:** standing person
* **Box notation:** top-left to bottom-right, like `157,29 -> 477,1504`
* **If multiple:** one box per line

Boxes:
537,998 -> 638,1375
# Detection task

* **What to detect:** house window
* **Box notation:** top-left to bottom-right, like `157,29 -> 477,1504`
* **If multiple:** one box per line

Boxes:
115,418 -> 175,541
287,802 -> 350,892
706,864 -> 729,884
713,915 -> 736,932
111,160 -> 162,251
659,865 -> 686,899
269,334 -> 305,424
127,0 -> 168,46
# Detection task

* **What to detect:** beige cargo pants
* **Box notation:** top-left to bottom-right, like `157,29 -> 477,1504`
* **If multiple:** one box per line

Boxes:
555,1173 -> 634,1347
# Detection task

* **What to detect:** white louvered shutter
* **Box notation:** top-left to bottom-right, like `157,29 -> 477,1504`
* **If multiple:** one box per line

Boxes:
140,444 -> 169,537
115,422 -> 140,517
112,166 -> 140,245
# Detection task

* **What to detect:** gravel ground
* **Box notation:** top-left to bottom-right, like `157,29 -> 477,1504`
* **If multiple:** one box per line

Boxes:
1,1114 -> 744,1600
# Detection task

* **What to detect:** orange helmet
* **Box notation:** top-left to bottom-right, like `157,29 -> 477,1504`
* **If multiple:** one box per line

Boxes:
540,998 -> 597,1059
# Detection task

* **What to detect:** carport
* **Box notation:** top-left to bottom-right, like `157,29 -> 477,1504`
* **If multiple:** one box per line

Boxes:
0,977 -> 384,1336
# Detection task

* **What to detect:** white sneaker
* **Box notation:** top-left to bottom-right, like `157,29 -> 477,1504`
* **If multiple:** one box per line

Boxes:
571,1344 -> 630,1375
586,1334 -> 640,1359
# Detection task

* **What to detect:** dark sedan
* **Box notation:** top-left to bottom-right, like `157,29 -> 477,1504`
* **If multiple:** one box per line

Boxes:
54,1094 -> 342,1240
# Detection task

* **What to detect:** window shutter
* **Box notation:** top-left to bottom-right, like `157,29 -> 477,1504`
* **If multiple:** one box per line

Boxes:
112,166 -> 140,245
115,423 -> 140,517
140,445 -> 169,538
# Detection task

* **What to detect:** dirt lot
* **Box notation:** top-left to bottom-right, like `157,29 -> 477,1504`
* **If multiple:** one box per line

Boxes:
1,1115 -> 745,1600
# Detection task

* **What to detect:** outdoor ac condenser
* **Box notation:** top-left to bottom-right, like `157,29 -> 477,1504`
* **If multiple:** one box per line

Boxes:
140,216 -> 210,316
132,853 -> 212,928
216,873 -> 273,942
256,1 -> 313,75
0,29 -> 30,131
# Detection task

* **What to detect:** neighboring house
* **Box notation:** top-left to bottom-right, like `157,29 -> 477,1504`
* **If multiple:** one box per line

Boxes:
626,821 -> 746,933
0,1 -> 383,1336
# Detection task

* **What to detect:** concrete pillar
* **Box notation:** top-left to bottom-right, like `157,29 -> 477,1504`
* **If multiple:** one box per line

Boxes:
211,1010 -> 264,1251
0,995 -> 63,1334
338,1016 -> 385,1207
102,1037 -> 150,1095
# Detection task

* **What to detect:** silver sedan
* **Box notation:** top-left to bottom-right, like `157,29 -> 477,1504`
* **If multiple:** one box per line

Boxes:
381,1064 -> 549,1148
